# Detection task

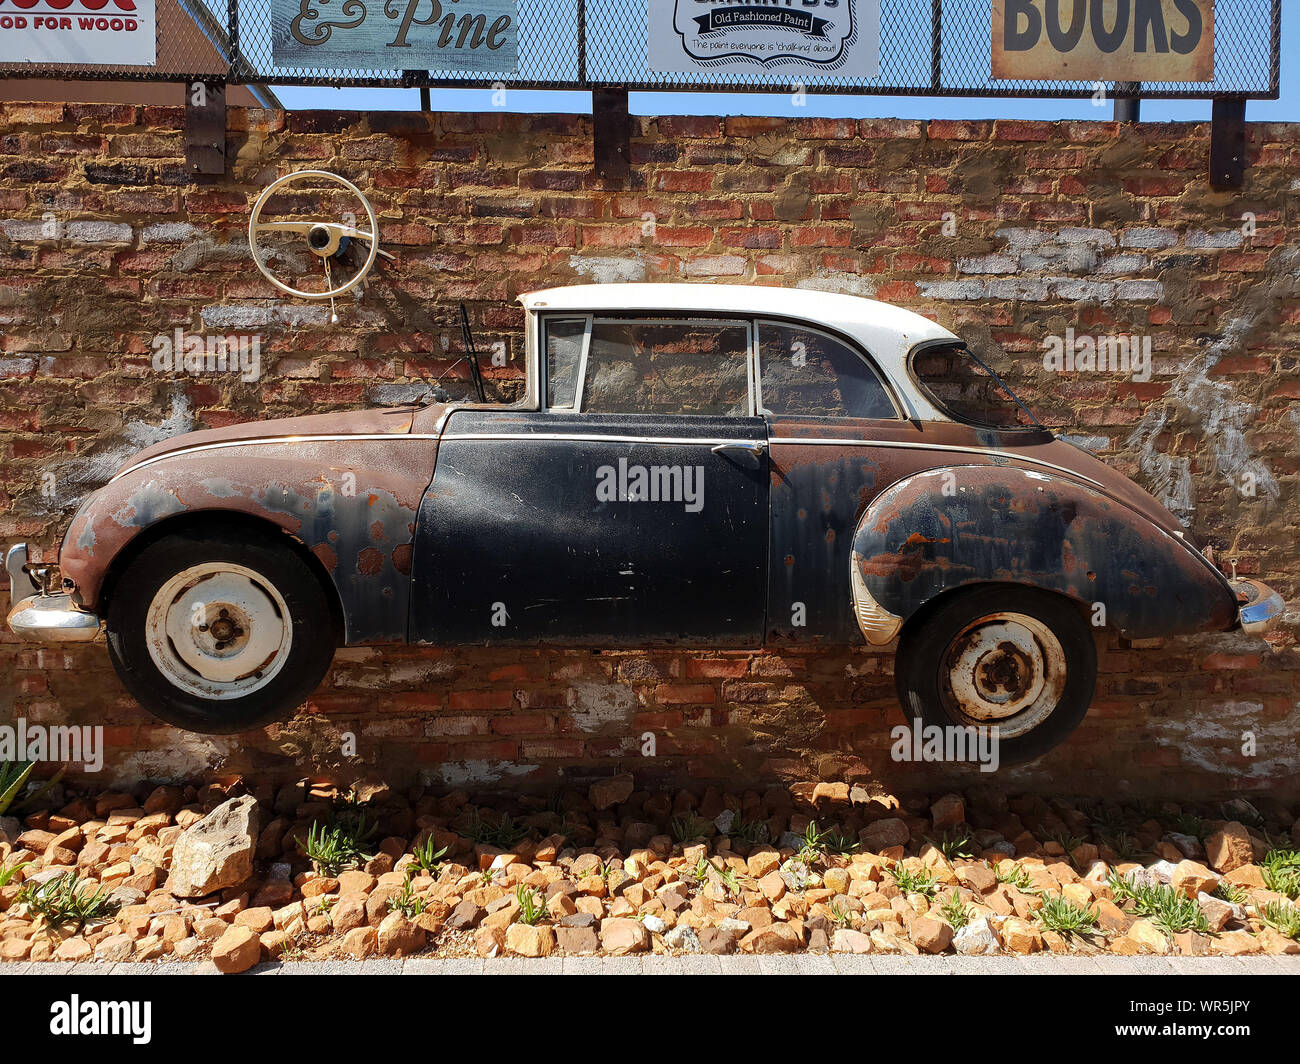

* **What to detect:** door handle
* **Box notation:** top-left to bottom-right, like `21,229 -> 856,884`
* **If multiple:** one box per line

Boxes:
711,440 -> 767,463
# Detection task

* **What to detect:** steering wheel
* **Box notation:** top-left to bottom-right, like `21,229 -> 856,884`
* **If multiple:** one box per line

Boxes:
248,170 -> 393,318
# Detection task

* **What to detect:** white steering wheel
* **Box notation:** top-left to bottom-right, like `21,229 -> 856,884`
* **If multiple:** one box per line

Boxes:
248,170 -> 392,310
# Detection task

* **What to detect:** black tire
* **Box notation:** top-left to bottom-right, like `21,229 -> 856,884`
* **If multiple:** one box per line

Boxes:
106,529 -> 337,734
894,585 -> 1097,765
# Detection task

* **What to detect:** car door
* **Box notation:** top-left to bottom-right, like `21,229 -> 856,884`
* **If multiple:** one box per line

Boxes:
756,318 -> 914,645
410,314 -> 769,647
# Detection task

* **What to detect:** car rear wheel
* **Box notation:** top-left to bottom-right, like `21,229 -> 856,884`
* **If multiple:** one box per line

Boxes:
106,530 -> 336,733
895,586 -> 1097,764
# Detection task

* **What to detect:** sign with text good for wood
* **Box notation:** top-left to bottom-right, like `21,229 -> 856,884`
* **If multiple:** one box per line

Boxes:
992,0 -> 1215,83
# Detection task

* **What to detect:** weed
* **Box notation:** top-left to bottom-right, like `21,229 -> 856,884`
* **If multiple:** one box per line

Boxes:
1261,849 -> 1300,900
939,893 -> 973,931
458,809 -> 528,849
1036,893 -> 1099,935
888,863 -> 938,898
392,875 -> 426,919
410,835 -> 449,876
300,813 -> 376,875
995,862 -> 1033,892
926,829 -> 973,861
671,814 -> 709,845
516,885 -> 549,926
1261,901 -> 1300,940
18,873 -> 118,930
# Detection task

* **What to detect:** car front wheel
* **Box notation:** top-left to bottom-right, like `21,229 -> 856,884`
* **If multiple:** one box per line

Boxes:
895,586 -> 1097,764
106,529 -> 336,733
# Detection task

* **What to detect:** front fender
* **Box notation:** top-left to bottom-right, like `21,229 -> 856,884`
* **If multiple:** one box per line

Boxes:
850,465 -> 1238,640
59,437 -> 436,645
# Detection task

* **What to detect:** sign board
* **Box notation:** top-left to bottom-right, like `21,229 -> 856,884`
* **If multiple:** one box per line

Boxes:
272,0 -> 518,72
0,0 -> 156,66
649,0 -> 880,77
992,0 -> 1215,83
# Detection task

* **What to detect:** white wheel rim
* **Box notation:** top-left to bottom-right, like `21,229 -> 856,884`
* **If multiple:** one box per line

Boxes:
145,563 -> 292,700
939,612 -> 1067,739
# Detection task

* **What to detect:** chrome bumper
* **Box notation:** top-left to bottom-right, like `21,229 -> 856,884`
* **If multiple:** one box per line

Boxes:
1232,578 -> 1285,636
7,592 -> 102,642
5,543 -> 101,643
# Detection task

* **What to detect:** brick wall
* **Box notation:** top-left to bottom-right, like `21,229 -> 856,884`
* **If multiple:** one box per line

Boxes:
0,103 -> 1296,799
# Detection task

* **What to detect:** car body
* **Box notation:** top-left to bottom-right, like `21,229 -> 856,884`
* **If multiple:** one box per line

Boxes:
6,284 -> 1283,760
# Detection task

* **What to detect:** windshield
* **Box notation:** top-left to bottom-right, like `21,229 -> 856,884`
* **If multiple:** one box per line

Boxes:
911,342 -> 1042,431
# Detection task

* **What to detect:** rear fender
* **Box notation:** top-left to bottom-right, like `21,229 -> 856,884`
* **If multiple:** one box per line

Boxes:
850,465 -> 1237,641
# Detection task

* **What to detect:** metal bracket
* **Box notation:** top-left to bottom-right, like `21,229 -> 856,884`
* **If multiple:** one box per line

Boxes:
593,87 -> 630,183
1209,98 -> 1248,190
185,80 -> 227,178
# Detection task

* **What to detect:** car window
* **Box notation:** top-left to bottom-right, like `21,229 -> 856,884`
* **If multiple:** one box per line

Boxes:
581,319 -> 751,416
911,342 -> 1041,430
545,318 -> 587,410
757,323 -> 896,419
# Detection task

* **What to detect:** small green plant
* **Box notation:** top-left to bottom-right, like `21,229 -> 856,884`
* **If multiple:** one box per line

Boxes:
926,829 -> 973,861
671,814 -> 709,844
0,861 -> 30,888
1212,880 -> 1247,906
1045,830 -> 1086,856
730,818 -> 770,846
516,885 -> 549,926
478,868 -> 499,885
300,813 -> 376,875
392,875 -> 427,919
1115,878 -> 1209,936
1261,900 -> 1300,940
411,835 -> 449,876
1261,849 -> 1300,900
1036,893 -> 1099,935
716,864 -> 743,896
18,872 -> 118,930
996,862 -> 1033,891
1169,813 -> 1205,838
939,893 -> 973,931
828,901 -> 854,929
888,863 -> 937,898
0,761 -> 63,816
821,830 -> 860,857
458,809 -> 528,849
1100,832 -> 1145,862
689,855 -> 713,886
796,821 -> 829,863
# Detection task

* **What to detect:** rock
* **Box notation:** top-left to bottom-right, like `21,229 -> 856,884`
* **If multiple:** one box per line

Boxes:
1258,928 -> 1300,955
664,925 -> 700,952
556,925 -> 600,954
954,917 -> 1000,956
54,939 -> 93,962
831,928 -> 873,954
758,870 -> 787,901
1148,860 -> 1178,884
1211,929 -> 1261,956
910,916 -> 954,954
377,912 -> 426,956
506,923 -> 556,957
1164,832 -> 1205,860
212,925 -> 261,974
1171,860 -> 1218,899
1205,822 -> 1254,873
956,863 -> 997,894
93,934 -> 134,963
642,914 -> 666,934
1223,864 -> 1266,889
341,926 -> 378,959
713,809 -> 735,835
1126,919 -> 1170,954
930,794 -> 965,830
165,795 -> 259,898
589,774 -> 635,812
698,926 -> 742,954
860,817 -> 910,852
740,923 -> 801,954
999,917 -> 1042,954
747,849 -> 780,878
474,925 -> 505,957
1195,893 -> 1235,932
600,917 -> 650,955
446,899 -> 485,930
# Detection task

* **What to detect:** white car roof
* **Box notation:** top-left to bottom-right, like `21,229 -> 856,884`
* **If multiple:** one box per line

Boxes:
520,283 -> 961,420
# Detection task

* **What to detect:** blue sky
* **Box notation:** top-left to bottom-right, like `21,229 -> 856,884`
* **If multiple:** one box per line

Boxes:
276,5 -> 1295,122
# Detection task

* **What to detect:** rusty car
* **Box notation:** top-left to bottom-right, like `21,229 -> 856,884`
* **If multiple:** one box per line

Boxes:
6,284 -> 1283,762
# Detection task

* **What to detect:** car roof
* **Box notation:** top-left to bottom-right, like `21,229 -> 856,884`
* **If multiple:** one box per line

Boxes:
519,283 -> 961,420
521,283 -> 957,352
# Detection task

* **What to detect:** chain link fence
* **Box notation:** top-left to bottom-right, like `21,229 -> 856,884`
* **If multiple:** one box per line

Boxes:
1,0 -> 1282,99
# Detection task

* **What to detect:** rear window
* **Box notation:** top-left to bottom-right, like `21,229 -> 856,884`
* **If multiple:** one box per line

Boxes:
911,343 -> 1041,431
